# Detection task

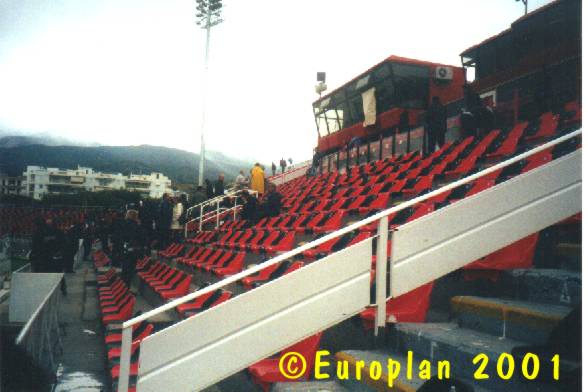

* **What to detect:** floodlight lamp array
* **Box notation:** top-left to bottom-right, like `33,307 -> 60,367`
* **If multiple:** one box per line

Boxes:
195,0 -> 223,28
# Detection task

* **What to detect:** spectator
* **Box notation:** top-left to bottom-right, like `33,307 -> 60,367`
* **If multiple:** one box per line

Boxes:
477,105 -> 496,137
279,158 -> 287,173
250,163 -> 265,194
171,196 -> 185,240
111,211 -> 126,267
463,83 -> 493,136
30,217 -> 67,294
239,190 -> 258,222
214,174 -> 225,197
460,109 -> 477,139
204,179 -> 214,199
288,158 -> 293,165
235,170 -> 249,190
192,186 -> 207,206
30,217 -> 64,273
464,84 -> 482,112
121,209 -> 145,288
96,217 -> 109,254
259,183 -> 282,219
81,219 -> 94,261
138,200 -> 156,250
425,96 -> 447,154
271,162 -> 277,176
157,193 -> 173,249
63,222 -> 80,273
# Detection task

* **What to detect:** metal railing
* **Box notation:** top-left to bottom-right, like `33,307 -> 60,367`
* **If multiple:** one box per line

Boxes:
118,128 -> 581,392
268,160 -> 312,186
184,189 -> 258,235
14,273 -> 64,375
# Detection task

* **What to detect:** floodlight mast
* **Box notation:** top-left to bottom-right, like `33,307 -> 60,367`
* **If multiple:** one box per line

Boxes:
196,0 -> 223,186
515,0 -> 528,15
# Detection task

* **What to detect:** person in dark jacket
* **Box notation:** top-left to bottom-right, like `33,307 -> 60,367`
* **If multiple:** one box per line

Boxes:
31,217 -> 64,273
120,209 -> 145,288
271,162 -> 277,176
63,223 -> 80,273
31,217 -> 67,294
96,217 -> 109,254
157,193 -> 173,250
259,183 -> 282,219
239,191 -> 258,222
192,186 -> 207,206
110,211 -> 126,267
214,174 -> 225,197
425,96 -> 447,154
460,109 -> 477,139
81,219 -> 94,261
476,105 -> 496,137
205,179 -> 214,199
398,110 -> 411,151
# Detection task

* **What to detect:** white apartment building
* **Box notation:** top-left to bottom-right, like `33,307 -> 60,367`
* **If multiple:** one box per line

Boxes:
23,166 -> 173,200
0,173 -> 26,196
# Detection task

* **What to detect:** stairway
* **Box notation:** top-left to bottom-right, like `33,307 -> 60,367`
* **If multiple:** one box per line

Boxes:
335,219 -> 581,391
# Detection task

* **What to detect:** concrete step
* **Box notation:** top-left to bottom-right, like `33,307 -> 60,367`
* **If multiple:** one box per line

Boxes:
272,381 -> 350,391
501,269 -> 581,306
392,322 -> 561,391
451,296 -> 571,345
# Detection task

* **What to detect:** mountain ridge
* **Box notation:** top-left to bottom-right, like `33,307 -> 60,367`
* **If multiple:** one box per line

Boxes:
0,142 -> 254,184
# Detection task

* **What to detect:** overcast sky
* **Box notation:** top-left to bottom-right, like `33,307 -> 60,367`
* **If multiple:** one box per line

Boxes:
0,0 -> 553,163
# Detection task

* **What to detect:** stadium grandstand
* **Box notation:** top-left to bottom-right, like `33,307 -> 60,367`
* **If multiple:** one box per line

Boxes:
0,0 -> 582,391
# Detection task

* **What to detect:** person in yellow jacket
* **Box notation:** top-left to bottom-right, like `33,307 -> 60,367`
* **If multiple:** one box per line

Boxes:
250,163 -> 265,194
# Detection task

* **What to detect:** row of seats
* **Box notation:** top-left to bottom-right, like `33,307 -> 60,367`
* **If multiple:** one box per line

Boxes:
175,285 -> 233,318
255,210 -> 347,234
159,242 -> 305,290
98,274 -> 136,325
215,230 -> 296,254
0,206 -> 88,236
188,230 -> 217,244
96,260 -> 154,392
176,247 -> 246,277
158,243 -> 186,258
138,262 -> 193,300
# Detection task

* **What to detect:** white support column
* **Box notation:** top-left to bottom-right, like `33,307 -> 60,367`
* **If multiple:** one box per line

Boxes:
118,326 -> 133,392
199,204 -> 204,231
216,199 -> 220,229
374,217 -> 389,336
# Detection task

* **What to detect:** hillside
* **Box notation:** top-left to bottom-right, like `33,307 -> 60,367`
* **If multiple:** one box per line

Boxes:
0,144 -> 254,184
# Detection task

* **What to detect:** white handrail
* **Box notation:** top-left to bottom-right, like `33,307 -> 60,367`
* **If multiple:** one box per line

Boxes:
123,128 -> 581,329
184,189 -> 258,235
15,275 -> 62,344
185,188 -> 249,217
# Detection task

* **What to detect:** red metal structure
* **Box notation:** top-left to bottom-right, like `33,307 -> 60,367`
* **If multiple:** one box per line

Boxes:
460,0 -> 581,124
313,55 -> 465,154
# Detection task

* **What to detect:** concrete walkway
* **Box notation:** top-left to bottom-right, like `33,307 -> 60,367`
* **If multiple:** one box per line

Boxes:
53,261 -> 109,392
